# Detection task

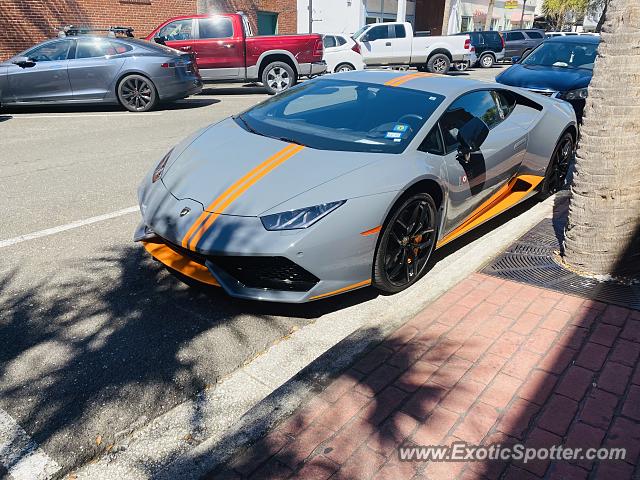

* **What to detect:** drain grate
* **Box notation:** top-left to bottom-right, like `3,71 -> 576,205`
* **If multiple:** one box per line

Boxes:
482,217 -> 640,310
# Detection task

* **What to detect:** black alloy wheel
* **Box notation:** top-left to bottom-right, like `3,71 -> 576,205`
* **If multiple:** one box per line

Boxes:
374,193 -> 438,293
541,132 -> 574,196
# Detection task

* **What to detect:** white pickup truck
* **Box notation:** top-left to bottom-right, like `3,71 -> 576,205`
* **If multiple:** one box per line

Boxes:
352,22 -> 476,74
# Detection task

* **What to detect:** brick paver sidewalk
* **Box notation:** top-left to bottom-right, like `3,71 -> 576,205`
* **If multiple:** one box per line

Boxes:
219,273 -> 640,479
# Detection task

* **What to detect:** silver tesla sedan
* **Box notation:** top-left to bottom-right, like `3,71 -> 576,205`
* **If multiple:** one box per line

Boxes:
0,35 -> 202,112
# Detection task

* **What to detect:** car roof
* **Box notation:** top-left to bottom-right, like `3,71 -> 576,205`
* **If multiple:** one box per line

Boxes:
545,35 -> 600,44
324,70 -> 499,96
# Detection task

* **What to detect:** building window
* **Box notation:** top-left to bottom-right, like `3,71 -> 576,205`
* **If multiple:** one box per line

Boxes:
461,16 -> 472,32
257,11 -> 278,35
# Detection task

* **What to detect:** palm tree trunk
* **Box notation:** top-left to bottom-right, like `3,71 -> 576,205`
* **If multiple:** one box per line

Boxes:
484,0 -> 496,30
562,0 -> 640,277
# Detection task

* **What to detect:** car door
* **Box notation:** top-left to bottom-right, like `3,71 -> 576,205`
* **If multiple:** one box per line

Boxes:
360,24 -> 394,65
67,38 -> 127,100
6,39 -> 73,102
504,31 -> 526,57
155,18 -> 196,55
391,24 -> 412,64
523,30 -> 544,51
193,16 -> 243,80
427,90 -> 528,233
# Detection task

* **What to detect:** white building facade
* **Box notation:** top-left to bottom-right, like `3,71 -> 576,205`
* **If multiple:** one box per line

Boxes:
297,0 -> 537,35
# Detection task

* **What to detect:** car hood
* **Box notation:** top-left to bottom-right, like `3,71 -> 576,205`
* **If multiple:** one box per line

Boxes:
496,64 -> 593,92
161,117 -> 379,216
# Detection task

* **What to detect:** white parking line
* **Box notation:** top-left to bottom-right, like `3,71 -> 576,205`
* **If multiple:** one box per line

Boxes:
0,206 -> 138,249
0,409 -> 60,480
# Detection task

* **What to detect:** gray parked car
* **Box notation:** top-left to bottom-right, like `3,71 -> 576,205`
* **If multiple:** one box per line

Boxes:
135,71 -> 577,303
0,34 -> 203,112
502,29 -> 545,60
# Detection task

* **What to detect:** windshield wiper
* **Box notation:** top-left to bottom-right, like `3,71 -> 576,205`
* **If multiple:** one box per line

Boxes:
236,116 -> 263,136
276,136 -> 307,147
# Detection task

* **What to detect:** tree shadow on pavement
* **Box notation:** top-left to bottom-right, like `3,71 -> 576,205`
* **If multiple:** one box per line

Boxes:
0,232 -> 372,477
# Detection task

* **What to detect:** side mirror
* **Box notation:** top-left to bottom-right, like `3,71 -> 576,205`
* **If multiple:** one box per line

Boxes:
12,56 -> 36,68
457,117 -> 489,158
511,56 -> 521,64
360,33 -> 369,42
154,36 -> 167,45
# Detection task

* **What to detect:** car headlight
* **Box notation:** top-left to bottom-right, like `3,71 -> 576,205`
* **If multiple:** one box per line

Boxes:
260,201 -> 346,231
152,148 -> 174,183
559,88 -> 589,101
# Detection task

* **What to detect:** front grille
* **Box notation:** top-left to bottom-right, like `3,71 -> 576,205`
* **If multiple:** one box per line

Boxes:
165,240 -> 208,266
212,256 -> 320,292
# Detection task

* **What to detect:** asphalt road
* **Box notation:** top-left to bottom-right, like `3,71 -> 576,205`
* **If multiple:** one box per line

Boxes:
0,66 -> 507,478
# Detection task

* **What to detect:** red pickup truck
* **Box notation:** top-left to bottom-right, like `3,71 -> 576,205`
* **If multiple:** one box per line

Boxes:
146,13 -> 325,94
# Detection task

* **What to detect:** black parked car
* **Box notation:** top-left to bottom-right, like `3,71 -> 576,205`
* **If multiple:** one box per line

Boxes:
456,31 -> 505,68
502,29 -> 545,59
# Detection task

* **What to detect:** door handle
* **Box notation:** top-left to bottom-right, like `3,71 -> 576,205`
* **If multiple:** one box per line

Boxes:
385,42 -> 392,46
222,43 -> 233,48
180,46 -> 192,51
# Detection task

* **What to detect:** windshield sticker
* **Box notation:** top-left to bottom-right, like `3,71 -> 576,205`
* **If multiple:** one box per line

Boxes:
385,132 -> 403,139
392,124 -> 409,132
429,96 -> 437,100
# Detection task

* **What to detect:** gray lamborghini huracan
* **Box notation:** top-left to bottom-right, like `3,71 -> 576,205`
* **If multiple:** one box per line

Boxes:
135,71 -> 577,302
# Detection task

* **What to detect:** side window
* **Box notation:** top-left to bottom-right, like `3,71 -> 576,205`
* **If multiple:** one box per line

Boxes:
526,31 -> 543,39
111,41 -> 133,54
198,17 -> 233,39
439,91 -> 502,153
367,25 -> 390,41
507,31 -> 525,41
26,41 -> 71,61
75,39 -> 118,59
419,125 -> 445,155
336,35 -> 347,46
158,19 -> 194,41
393,24 -> 406,38
323,35 -> 337,48
493,90 -> 517,119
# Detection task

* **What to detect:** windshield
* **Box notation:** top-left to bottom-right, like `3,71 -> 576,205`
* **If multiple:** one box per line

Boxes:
352,25 -> 368,40
522,41 -> 598,70
236,79 -> 445,154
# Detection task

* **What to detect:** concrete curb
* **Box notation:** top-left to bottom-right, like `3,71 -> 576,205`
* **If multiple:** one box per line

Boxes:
70,194 -> 558,480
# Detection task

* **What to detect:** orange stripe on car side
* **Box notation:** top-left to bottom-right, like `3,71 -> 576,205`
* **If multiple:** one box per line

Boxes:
181,143 -> 301,249
309,279 -> 372,300
360,225 -> 382,236
436,174 -> 544,249
187,144 -> 305,250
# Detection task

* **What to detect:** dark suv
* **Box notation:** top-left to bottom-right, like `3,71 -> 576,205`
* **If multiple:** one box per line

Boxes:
456,31 -> 505,68
502,29 -> 545,59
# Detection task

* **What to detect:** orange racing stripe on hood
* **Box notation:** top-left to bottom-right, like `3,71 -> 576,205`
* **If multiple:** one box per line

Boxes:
181,143 -> 305,250
384,72 -> 436,87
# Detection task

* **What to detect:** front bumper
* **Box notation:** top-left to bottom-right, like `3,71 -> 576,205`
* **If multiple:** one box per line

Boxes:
135,184 -> 396,302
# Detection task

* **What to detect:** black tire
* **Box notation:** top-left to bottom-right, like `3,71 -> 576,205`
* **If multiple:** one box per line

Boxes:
374,193 -> 438,294
117,74 -> 158,112
540,132 -> 575,198
261,61 -> 296,95
426,53 -> 450,74
416,64 -> 428,72
479,53 -> 495,68
334,62 -> 355,73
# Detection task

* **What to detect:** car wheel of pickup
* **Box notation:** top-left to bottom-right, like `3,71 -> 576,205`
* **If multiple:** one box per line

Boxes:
426,54 -> 450,74
262,62 -> 296,95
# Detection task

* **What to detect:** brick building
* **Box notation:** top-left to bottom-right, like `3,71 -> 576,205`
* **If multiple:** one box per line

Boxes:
0,0 -> 297,60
